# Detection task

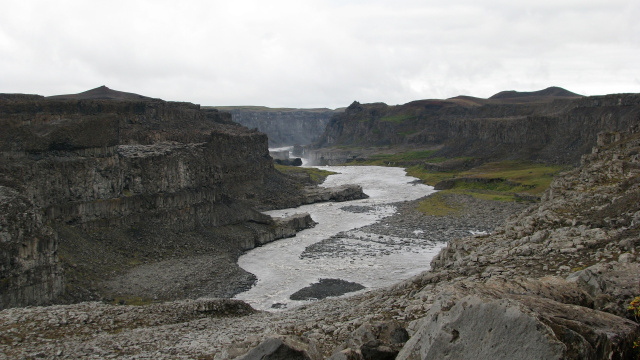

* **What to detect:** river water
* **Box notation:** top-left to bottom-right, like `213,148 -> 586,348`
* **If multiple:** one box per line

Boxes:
234,165 -> 444,311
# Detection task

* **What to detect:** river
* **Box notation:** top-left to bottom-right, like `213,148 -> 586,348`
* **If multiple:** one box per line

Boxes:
234,165 -> 445,311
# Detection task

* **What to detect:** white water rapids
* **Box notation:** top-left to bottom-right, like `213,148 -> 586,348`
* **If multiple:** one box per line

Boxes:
234,165 -> 445,311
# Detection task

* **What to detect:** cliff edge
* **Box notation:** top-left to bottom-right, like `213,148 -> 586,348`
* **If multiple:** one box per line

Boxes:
310,87 -> 640,166
0,88 -> 364,309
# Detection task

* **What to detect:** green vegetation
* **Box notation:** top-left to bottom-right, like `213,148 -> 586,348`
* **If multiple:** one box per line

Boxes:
112,296 -> 153,306
347,150 -> 438,166
275,164 -> 337,184
416,192 -> 461,216
343,147 -> 564,205
409,160 -> 566,204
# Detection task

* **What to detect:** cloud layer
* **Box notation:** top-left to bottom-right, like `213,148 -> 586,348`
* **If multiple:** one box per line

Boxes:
1,0 -> 638,108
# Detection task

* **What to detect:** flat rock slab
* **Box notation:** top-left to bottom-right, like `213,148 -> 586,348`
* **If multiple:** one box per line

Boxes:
290,278 -> 366,300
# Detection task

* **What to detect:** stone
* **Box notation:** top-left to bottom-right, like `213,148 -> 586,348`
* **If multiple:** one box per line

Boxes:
397,293 -> 639,360
237,338 -> 312,360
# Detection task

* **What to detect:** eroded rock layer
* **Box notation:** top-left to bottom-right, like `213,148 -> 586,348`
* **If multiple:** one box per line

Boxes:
311,89 -> 640,165
0,92 -> 329,308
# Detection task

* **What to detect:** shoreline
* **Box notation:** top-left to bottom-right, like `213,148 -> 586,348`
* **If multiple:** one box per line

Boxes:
100,189 -> 528,306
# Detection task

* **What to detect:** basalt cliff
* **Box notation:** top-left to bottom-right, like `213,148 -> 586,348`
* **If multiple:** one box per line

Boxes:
0,87 -> 365,309
310,87 -> 640,165
214,106 -> 340,148
1,112 -> 639,359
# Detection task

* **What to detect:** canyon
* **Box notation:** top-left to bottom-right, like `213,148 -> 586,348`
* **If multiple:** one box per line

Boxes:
1,86 -> 639,359
309,87 -> 640,166
0,86 -> 365,309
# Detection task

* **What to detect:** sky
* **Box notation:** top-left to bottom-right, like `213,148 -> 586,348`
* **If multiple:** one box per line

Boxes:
1,0 -> 639,108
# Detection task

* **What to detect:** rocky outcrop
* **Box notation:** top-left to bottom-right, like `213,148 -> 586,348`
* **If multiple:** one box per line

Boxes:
215,106 -> 340,147
0,90 -> 345,309
302,185 -> 368,204
0,186 -> 63,309
312,88 -> 640,165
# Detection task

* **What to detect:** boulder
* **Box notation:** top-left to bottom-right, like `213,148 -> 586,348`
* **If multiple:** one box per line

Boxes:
238,338 -> 312,360
397,292 -> 639,360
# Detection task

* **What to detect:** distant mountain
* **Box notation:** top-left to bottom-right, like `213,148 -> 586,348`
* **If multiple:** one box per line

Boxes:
47,85 -> 158,101
489,86 -> 582,100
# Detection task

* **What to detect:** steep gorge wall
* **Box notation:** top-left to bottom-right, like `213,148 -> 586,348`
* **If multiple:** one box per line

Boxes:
0,97 -> 295,309
313,93 -> 640,164
216,107 -> 339,147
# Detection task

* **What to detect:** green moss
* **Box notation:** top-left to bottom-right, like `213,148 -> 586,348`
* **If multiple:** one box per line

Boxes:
460,161 -> 566,195
112,296 -> 153,306
348,150 -> 438,166
408,160 -> 567,203
416,192 -> 461,216
406,166 -> 457,186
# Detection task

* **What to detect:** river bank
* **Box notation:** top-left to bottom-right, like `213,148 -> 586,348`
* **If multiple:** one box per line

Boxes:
99,185 -> 526,308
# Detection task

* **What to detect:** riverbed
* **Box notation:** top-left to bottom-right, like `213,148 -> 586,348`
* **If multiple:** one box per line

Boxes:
234,165 -> 443,311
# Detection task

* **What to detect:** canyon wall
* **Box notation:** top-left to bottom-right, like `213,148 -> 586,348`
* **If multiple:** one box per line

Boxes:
0,95 -> 308,309
214,106 -> 340,147
312,89 -> 640,165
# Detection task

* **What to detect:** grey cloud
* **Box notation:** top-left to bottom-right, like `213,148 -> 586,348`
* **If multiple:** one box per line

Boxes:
0,0 -> 638,107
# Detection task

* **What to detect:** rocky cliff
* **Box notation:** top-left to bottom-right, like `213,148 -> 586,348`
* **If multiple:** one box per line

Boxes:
0,88 -> 363,309
311,87 -> 640,165
2,121 -> 638,359
214,106 -> 340,147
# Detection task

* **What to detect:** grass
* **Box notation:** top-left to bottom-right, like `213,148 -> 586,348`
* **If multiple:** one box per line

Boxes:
409,160 -> 566,204
275,164 -> 337,183
379,114 -> 416,124
347,150 -> 438,166
416,192 -> 461,216
112,296 -> 154,306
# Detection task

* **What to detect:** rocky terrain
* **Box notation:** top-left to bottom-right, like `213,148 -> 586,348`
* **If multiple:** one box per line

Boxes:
2,123 -> 639,358
213,106 -> 341,148
0,87 -> 366,309
309,87 -> 640,166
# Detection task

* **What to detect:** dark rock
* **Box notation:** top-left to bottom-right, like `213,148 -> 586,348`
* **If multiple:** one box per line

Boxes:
239,338 -> 312,360
292,144 -> 305,157
0,91 -> 326,308
290,279 -> 366,300
311,91 -> 640,165
274,158 -> 303,166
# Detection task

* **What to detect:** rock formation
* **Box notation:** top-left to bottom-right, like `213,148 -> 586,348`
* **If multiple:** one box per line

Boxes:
214,106 -> 341,147
0,87 -> 365,309
310,87 -> 640,165
2,88 -> 639,359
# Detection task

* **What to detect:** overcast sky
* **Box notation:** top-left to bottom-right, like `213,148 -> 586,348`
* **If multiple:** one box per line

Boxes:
1,0 -> 638,108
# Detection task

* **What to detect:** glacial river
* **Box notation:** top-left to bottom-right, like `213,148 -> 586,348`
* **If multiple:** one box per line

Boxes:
234,165 -> 444,311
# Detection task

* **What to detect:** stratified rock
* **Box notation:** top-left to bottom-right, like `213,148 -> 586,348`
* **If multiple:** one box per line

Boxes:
0,91 -> 324,308
0,186 -> 63,308
311,91 -> 640,165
